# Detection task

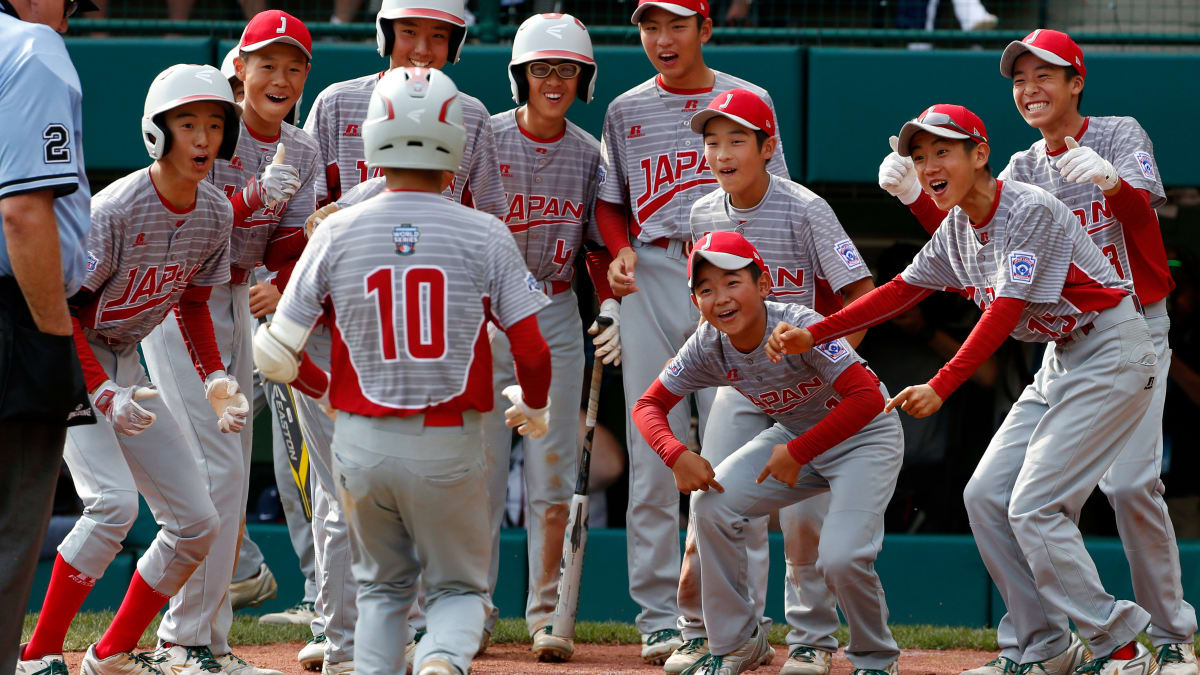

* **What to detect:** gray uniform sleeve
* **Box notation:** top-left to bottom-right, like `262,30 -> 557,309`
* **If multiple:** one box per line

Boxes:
467,117 -> 507,220
803,196 -> 870,292
995,201 -> 1070,304
761,90 -> 790,180
302,92 -> 332,205
658,326 -> 725,396
791,304 -> 862,384
275,216 -> 332,331
1108,117 -> 1166,207
0,42 -> 81,200
83,197 -> 118,292
485,218 -> 551,329
190,201 -> 234,287
337,176 -> 385,208
596,106 -> 628,206
280,138 -> 321,230
900,226 -> 962,291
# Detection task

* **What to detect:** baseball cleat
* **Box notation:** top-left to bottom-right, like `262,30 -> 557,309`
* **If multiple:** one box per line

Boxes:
404,630 -> 425,675
1157,643 -> 1197,675
152,642 -> 223,673
531,626 -> 574,662
16,643 -> 67,675
415,660 -> 456,675
1028,634 -> 1092,675
643,629 -> 685,665
665,637 -> 710,674
259,600 -> 317,625
298,633 -> 326,671
214,652 -> 283,675
229,563 -> 278,611
961,656 -> 1021,675
852,662 -> 899,675
1072,642 -> 1157,675
476,627 -> 491,657
322,661 -> 355,675
80,644 -> 166,675
681,627 -> 772,674
781,646 -> 833,675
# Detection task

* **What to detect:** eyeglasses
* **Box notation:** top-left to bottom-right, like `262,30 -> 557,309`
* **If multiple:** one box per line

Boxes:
527,62 -> 582,79
918,110 -> 987,144
64,0 -> 79,17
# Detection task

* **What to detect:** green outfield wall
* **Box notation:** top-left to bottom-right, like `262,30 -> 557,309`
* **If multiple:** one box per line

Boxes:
66,39 -> 1199,186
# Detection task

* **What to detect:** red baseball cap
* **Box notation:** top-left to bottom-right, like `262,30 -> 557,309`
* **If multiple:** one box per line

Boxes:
689,88 -> 776,137
1000,29 -> 1085,79
688,231 -> 769,288
896,104 -> 989,157
240,10 -> 313,60
631,0 -> 710,24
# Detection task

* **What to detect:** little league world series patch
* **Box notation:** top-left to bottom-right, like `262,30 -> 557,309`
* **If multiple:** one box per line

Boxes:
1135,151 -> 1155,179
393,225 -> 420,255
816,339 -> 850,362
1009,251 -> 1037,284
834,239 -> 864,270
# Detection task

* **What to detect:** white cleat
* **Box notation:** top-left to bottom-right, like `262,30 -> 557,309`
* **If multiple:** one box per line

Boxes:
152,642 -> 223,673
298,634 -> 326,671
781,646 -> 833,675
415,660 -> 457,675
214,652 -> 283,675
79,644 -> 166,675
682,627 -> 773,675
962,656 -> 1021,675
666,638 -> 710,674
259,601 -> 318,625
643,629 -> 685,665
15,643 -> 67,675
322,661 -> 355,675
229,563 -> 278,611
404,630 -> 425,675
1027,634 -> 1092,675
851,662 -> 899,675
532,626 -> 574,663
1073,642 -> 1158,675
1157,643 -> 1197,675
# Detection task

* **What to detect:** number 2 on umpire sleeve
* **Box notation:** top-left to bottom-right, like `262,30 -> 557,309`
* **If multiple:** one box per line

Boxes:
365,266 -> 448,361
43,124 -> 70,164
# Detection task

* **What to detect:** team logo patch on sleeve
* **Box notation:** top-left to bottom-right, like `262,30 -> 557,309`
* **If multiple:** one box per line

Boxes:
834,240 -> 864,270
393,225 -> 420,255
816,339 -> 850,363
1009,251 -> 1036,284
1135,151 -> 1155,179
667,358 -> 685,376
596,165 -> 607,185
526,271 -> 540,293
86,251 -> 98,271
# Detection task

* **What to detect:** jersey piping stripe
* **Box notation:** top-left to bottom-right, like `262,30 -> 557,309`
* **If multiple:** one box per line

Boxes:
506,218 -> 580,234
636,177 -> 718,222
0,172 -> 76,191
97,291 -> 177,323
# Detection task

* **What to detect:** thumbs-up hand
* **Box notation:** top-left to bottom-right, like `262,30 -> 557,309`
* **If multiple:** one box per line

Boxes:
243,142 -> 301,211
1055,136 -> 1119,191
879,135 -> 921,204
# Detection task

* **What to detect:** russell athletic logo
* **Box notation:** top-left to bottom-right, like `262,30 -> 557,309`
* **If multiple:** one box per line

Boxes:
393,225 -> 420,255
628,125 -> 644,139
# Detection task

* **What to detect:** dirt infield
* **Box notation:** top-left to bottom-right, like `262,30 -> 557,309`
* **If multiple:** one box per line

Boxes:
62,643 -> 994,674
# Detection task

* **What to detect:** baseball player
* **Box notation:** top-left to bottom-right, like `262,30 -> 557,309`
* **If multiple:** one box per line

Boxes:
138,11 -> 318,675
254,66 -> 553,675
665,89 -> 875,675
595,0 -> 790,662
17,64 -> 238,675
634,230 -> 903,675
879,30 -> 1196,675
775,104 -> 1161,675
482,13 -> 620,663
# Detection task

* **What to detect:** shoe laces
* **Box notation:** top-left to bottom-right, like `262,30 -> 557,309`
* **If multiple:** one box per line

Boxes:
850,670 -> 892,675
1073,655 -> 1112,675
222,653 -> 250,666
131,651 -> 167,673
699,654 -> 724,673
31,662 -> 69,675
184,646 -> 223,673
647,628 -> 681,646
292,601 -> 315,614
679,637 -> 708,654
1158,644 -> 1186,665
307,633 -> 328,645
790,646 -> 820,662
1020,660 -> 1050,675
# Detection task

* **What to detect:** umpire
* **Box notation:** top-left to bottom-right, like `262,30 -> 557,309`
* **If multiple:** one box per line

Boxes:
0,0 -> 97,670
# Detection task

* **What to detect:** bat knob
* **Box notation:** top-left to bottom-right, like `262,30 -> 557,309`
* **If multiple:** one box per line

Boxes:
595,316 -> 614,328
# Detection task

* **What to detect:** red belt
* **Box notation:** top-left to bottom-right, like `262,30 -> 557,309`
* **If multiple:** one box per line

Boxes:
1055,322 -> 1094,345
423,409 -> 463,426
230,267 -> 251,285
647,238 -> 670,250
545,279 -> 570,295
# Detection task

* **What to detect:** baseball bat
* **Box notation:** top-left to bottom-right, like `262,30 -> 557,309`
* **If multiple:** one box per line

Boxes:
256,307 -> 314,522
550,315 -> 612,640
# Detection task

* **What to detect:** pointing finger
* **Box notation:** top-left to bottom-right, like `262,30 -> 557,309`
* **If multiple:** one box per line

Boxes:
756,466 -> 770,484
709,478 -> 725,493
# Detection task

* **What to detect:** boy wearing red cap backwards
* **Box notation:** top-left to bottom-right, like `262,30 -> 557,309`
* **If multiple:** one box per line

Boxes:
879,30 -> 1196,675
667,88 -> 876,675
595,0 -> 790,662
138,10 -> 320,675
780,104 -> 1161,675
633,230 -> 902,675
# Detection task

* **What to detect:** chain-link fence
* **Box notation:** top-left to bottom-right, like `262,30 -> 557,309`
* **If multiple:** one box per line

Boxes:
72,0 -> 1200,48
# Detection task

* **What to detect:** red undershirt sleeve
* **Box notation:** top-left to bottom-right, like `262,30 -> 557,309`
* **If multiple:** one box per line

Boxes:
596,199 -> 633,257
1106,180 -> 1157,233
632,379 -> 689,468
927,296 -> 1025,400
289,352 -> 330,399
807,276 -> 933,345
70,315 -> 109,392
176,284 -> 225,382
229,189 -> 255,228
909,191 -> 948,235
785,363 -> 884,466
502,314 -> 551,409
584,248 -> 617,302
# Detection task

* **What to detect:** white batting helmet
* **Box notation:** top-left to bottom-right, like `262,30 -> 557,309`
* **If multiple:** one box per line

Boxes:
363,67 -> 466,172
376,0 -> 468,64
509,13 -> 596,104
142,64 -> 241,161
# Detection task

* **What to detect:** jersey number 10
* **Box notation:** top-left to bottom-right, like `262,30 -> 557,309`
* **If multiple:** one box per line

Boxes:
365,266 -> 447,361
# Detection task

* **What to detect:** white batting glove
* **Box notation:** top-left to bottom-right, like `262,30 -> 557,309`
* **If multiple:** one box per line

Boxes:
588,298 -> 622,366
305,202 -> 340,239
1056,137 -> 1119,191
92,380 -> 158,436
501,385 -> 550,440
879,135 -> 921,205
205,370 -> 250,434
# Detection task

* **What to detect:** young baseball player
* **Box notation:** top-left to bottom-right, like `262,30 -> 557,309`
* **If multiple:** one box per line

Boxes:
879,32 -> 1196,675
664,88 -> 875,675
17,64 -> 237,675
482,13 -> 619,663
253,66 -> 554,675
595,0 -> 790,662
138,11 -> 318,675
633,230 -> 903,675
777,104 -> 1160,675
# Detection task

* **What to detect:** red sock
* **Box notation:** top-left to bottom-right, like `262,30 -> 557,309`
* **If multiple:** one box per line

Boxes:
24,554 -> 96,660
1111,642 -> 1138,660
94,571 -> 170,660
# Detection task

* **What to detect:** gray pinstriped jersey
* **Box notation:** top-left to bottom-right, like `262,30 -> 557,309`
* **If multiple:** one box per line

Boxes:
597,71 -> 789,241
999,116 -> 1167,298
82,168 -> 231,344
661,301 -> 893,437
323,88 -> 506,219
208,119 -> 320,270
491,109 -> 601,283
276,190 -> 549,410
690,175 -> 870,315
901,180 -> 1132,342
